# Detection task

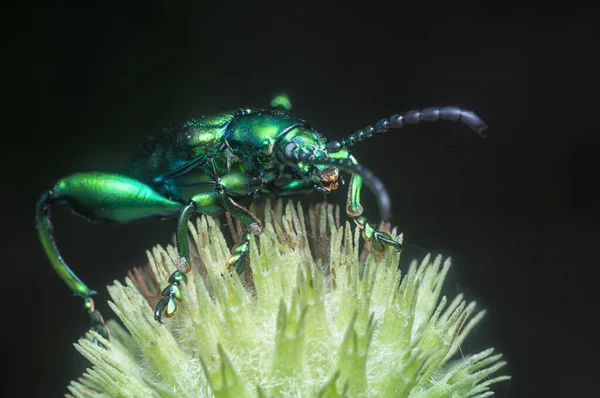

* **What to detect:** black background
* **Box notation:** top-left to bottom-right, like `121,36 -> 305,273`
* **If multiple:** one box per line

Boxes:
5,2 -> 599,397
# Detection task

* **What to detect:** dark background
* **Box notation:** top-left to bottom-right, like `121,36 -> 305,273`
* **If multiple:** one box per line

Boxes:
5,2 -> 599,397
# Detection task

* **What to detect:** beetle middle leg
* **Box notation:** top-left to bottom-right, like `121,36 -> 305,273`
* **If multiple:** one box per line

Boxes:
154,173 -> 264,321
216,189 -> 262,274
214,173 -> 265,273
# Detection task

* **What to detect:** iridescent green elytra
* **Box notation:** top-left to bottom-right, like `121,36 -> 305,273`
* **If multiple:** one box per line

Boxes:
36,96 -> 488,342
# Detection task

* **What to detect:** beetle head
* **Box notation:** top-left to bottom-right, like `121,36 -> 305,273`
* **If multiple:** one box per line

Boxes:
279,127 -> 393,222
276,126 -> 342,193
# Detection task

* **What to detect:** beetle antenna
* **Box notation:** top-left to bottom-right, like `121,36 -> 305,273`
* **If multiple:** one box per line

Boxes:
282,144 -> 392,221
326,106 -> 488,152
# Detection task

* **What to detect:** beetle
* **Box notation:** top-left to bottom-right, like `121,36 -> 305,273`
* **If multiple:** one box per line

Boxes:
36,96 -> 487,341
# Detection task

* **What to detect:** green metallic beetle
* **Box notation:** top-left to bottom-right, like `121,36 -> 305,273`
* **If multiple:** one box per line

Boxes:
36,96 -> 487,341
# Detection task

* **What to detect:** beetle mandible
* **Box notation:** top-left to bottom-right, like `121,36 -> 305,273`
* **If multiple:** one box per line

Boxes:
36,96 -> 487,341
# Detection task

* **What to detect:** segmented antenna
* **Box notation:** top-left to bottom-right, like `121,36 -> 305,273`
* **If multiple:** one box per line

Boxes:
282,143 -> 392,221
326,106 -> 488,152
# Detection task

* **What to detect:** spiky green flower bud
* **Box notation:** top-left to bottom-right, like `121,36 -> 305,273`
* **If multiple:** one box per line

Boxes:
66,200 -> 509,398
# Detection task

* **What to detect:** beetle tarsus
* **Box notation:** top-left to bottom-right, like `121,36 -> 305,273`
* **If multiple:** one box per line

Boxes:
154,295 -> 173,323
154,270 -> 187,322
226,251 -> 247,274
85,297 -> 110,343
226,232 -> 251,274
154,292 -> 179,322
372,230 -> 403,252
353,216 -> 402,253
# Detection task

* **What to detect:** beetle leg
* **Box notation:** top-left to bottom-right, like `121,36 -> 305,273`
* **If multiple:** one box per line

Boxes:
155,200 -> 196,322
216,188 -> 262,274
155,190 -> 233,322
344,156 -> 402,253
37,173 -> 182,340
155,177 -> 264,321
208,173 -> 265,274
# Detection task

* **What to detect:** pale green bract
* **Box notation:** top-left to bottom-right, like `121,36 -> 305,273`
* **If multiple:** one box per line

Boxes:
67,200 -> 509,398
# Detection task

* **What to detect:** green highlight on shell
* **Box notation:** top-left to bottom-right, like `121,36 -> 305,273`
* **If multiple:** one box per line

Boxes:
67,200 -> 509,398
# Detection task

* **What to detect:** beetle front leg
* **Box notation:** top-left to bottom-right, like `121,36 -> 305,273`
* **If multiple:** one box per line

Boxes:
345,157 -> 402,253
